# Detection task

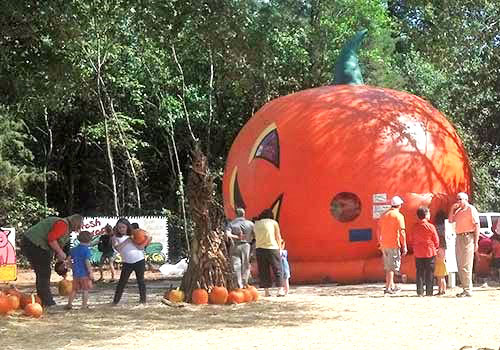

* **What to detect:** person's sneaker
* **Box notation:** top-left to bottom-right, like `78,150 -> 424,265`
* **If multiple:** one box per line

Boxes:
384,288 -> 395,295
456,291 -> 472,297
391,285 -> 402,293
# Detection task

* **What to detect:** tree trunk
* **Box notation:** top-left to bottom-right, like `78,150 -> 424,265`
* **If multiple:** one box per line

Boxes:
42,107 -> 53,215
180,144 -> 234,302
103,78 -> 142,211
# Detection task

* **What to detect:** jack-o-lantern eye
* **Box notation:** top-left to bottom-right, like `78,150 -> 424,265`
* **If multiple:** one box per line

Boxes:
229,166 -> 246,210
249,123 -> 280,168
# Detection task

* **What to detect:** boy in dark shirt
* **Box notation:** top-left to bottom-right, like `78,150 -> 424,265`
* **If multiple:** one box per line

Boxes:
97,224 -> 116,282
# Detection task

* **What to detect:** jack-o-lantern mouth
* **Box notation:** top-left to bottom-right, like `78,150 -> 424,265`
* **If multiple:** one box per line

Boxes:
229,167 -> 283,221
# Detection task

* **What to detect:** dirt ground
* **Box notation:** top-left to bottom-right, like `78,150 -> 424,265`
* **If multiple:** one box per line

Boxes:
1,269 -> 499,350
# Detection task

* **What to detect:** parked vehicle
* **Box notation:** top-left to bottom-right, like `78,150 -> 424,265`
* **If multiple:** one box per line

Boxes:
478,212 -> 500,238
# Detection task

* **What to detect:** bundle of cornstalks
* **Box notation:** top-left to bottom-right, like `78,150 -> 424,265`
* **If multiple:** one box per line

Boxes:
180,145 -> 235,302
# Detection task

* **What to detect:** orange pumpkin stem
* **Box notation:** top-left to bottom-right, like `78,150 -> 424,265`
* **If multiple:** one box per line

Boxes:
333,29 -> 367,85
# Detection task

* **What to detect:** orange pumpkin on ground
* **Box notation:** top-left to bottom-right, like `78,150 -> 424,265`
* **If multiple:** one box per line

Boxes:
6,294 -> 20,310
20,294 -> 41,309
227,290 -> 245,304
0,295 -> 11,314
209,286 -> 228,305
132,229 -> 149,245
247,286 -> 259,301
24,295 -> 43,318
58,278 -> 73,296
191,288 -> 209,305
241,288 -> 253,303
167,289 -> 185,303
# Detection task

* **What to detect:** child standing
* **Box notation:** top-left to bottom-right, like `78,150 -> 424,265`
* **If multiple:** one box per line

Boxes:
433,211 -> 448,295
410,207 -> 439,297
112,218 -> 152,305
96,224 -> 116,282
280,240 -> 290,296
66,231 -> 94,309
490,228 -> 500,281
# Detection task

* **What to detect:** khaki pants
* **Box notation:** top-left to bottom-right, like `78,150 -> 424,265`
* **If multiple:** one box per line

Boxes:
455,233 -> 474,293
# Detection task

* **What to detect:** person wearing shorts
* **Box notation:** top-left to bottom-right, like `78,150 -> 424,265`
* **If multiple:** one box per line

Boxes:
66,231 -> 94,309
377,196 -> 407,295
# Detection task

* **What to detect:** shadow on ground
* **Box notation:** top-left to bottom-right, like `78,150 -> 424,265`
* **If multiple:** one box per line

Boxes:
2,279 -> 343,350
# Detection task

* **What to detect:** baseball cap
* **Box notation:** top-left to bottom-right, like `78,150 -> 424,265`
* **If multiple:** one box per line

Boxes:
391,196 -> 404,206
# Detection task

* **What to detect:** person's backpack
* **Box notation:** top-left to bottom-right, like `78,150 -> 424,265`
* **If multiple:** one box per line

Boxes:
97,234 -> 111,252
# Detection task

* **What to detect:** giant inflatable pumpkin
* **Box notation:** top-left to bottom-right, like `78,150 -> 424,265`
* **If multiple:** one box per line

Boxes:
223,30 -> 472,283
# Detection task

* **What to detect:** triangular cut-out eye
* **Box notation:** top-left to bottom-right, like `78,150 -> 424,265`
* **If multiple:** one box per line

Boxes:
234,175 -> 246,210
270,193 -> 283,222
254,129 -> 280,168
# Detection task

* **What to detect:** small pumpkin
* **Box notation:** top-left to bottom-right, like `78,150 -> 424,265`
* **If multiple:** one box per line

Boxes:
247,285 -> 259,301
58,278 -> 73,296
227,290 -> 245,304
6,294 -> 20,310
209,286 -> 228,305
241,288 -> 253,303
24,295 -> 43,318
132,229 -> 149,245
20,294 -> 41,309
0,295 -> 11,314
167,288 -> 185,303
191,288 -> 209,305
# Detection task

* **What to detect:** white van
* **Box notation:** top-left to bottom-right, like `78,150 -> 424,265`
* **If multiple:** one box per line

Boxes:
478,212 -> 500,238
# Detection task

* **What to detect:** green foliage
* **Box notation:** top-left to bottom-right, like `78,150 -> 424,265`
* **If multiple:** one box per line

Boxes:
390,0 -> 500,210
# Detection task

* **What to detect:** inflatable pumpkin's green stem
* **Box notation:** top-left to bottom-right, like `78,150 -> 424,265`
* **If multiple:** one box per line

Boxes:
332,29 -> 367,85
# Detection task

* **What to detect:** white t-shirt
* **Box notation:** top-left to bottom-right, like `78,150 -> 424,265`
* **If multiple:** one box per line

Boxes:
112,235 -> 145,264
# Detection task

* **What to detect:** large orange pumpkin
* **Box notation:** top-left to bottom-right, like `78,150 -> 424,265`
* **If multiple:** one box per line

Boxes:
191,288 -> 209,305
209,286 -> 228,305
223,31 -> 471,284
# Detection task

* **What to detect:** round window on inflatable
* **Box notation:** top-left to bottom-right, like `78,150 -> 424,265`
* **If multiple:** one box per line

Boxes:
223,30 -> 472,283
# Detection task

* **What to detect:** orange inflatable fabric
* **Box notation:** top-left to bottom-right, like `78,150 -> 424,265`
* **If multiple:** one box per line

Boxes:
224,84 -> 472,284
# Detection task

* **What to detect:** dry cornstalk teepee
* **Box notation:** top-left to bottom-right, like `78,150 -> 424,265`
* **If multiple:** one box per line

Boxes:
180,144 -> 235,302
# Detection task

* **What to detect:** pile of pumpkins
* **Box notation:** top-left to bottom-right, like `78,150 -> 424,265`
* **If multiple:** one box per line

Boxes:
165,285 -> 259,305
0,287 -> 43,318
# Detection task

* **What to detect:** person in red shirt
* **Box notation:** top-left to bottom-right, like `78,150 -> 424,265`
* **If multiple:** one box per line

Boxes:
410,207 -> 439,296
